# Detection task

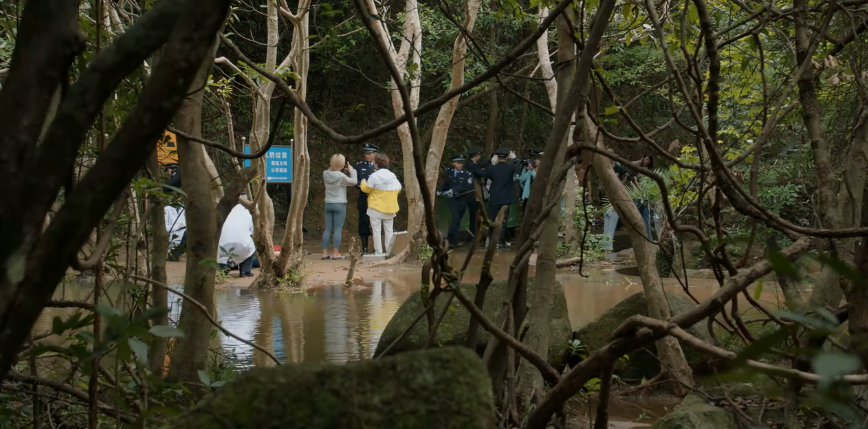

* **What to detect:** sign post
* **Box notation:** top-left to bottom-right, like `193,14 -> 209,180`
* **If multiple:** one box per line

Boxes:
243,144 -> 293,183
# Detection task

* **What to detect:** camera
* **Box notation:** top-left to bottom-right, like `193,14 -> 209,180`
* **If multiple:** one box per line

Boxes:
521,158 -> 532,168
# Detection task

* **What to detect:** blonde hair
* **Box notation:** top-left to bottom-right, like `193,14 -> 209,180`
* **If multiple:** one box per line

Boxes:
329,154 -> 346,171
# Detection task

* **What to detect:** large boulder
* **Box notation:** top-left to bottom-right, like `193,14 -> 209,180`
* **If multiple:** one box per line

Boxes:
651,394 -> 737,429
374,278 -> 572,366
169,347 -> 494,429
572,291 -> 712,378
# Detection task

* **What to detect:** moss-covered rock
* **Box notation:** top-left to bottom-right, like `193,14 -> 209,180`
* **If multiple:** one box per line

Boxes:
374,278 -> 572,366
572,291 -> 712,379
168,347 -> 494,429
651,394 -> 737,429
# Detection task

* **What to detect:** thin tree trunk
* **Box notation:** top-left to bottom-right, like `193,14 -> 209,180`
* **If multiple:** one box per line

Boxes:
277,1 -> 312,275
146,151 -> 169,376
515,10 -> 573,408
168,44 -> 220,383
251,0 -> 280,288
515,79 -> 532,158
423,0 -> 483,197
585,111 -> 694,395
364,0 -> 424,264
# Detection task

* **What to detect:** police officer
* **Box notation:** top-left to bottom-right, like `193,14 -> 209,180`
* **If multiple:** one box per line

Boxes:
355,143 -> 378,254
438,154 -> 477,248
464,146 -> 491,204
481,147 -> 521,248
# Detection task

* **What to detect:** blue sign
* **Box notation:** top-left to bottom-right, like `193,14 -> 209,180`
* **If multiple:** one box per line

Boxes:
243,145 -> 292,183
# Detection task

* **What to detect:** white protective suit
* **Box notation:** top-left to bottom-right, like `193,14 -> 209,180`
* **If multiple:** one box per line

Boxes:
218,204 -> 256,265
164,206 -> 187,250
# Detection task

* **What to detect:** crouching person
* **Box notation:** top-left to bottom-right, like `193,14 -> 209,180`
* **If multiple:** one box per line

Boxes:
218,204 -> 258,277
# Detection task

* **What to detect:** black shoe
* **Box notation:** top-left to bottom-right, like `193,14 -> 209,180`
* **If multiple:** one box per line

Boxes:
240,272 -> 254,278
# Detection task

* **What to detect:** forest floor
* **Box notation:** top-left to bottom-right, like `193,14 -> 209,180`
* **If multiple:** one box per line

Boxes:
164,243 -> 423,289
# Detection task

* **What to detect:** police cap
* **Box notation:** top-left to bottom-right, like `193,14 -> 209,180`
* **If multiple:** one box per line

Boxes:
362,142 -> 379,153
466,146 -> 482,156
451,154 -> 465,162
494,147 -> 510,157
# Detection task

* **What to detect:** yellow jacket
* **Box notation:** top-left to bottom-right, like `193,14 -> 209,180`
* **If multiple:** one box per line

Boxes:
361,168 -> 402,214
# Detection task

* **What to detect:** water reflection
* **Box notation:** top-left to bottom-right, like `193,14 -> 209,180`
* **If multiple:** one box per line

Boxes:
209,263 -> 796,367
34,251 -> 800,369
213,279 -> 415,367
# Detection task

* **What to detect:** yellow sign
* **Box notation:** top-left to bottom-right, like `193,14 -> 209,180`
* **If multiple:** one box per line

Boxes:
157,131 -> 179,165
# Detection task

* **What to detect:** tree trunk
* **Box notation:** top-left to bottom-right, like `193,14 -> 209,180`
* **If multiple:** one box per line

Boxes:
277,3 -> 311,276
168,44 -> 220,383
364,0 -> 424,264
515,10 -> 574,408
585,111 -> 694,395
515,79 -> 531,155
146,151 -> 169,376
251,0 -> 280,288
423,0 -> 483,197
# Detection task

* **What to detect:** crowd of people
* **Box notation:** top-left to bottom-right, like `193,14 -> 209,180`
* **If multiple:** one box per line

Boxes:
159,142 -> 659,276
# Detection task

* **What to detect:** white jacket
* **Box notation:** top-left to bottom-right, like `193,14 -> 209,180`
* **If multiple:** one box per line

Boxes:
164,206 -> 186,248
218,205 -> 256,265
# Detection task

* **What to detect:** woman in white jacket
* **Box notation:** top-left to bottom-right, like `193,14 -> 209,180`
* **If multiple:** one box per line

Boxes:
322,154 -> 357,259
360,154 -> 402,255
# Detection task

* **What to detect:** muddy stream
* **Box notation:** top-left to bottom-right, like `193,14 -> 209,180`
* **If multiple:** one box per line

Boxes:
37,248 -> 796,427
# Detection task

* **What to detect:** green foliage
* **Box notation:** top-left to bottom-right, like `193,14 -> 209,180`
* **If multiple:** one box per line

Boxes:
417,243 -> 434,262
278,266 -> 309,290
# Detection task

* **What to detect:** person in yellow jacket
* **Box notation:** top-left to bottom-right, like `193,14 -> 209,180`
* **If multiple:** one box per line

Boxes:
360,154 -> 402,255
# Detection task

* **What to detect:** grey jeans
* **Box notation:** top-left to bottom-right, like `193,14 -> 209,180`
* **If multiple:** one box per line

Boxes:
603,208 -> 619,251
322,203 -> 347,250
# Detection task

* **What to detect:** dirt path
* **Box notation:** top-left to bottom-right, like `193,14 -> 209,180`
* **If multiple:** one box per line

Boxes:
165,246 -> 421,289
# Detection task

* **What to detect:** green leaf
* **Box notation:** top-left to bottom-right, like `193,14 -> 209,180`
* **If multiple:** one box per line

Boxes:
687,3 -> 698,22
816,255 -> 866,287
732,328 -> 789,366
604,105 -> 620,116
778,311 -> 837,334
149,325 -> 185,338
94,304 -> 124,318
766,250 -> 801,280
197,370 -> 211,387
199,258 -> 222,271
622,4 -> 634,21
753,279 -> 763,300
52,316 -> 66,336
812,352 -> 860,387
127,338 -> 149,365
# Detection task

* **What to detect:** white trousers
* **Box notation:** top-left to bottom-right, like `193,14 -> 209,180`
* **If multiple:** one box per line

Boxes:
370,217 -> 394,255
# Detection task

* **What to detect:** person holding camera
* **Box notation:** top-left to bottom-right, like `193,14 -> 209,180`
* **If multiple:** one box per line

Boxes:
518,149 -> 542,215
322,154 -> 357,260
438,154 -> 477,248
481,147 -> 521,248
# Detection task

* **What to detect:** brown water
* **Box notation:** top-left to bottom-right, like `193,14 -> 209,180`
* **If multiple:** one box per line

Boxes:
38,251 -> 799,426
40,250 -> 797,367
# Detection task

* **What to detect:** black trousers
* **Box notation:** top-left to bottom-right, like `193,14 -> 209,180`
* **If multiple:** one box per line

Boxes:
448,198 -> 478,243
357,194 -> 371,237
488,202 -> 510,244
219,254 -> 259,275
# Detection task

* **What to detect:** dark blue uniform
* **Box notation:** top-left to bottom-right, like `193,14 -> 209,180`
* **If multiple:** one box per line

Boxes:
440,168 -> 478,244
355,160 -> 376,240
481,160 -> 521,244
